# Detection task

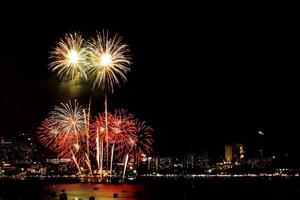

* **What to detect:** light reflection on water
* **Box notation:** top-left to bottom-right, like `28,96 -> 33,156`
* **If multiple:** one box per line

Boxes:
40,184 -> 146,200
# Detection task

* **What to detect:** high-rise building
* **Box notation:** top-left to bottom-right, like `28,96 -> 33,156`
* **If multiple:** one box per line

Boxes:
225,145 -> 233,162
234,143 -> 245,163
0,138 -> 13,163
225,144 -> 245,164
257,129 -> 264,157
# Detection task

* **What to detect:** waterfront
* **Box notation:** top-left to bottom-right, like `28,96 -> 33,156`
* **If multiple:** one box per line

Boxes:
1,176 -> 300,199
0,182 -> 146,200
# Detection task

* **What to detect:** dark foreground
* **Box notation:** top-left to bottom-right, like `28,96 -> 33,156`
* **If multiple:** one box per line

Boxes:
0,177 -> 300,199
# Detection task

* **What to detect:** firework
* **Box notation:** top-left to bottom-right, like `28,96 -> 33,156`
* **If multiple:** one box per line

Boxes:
87,30 -> 132,92
109,109 -> 137,156
55,134 -> 87,172
49,32 -> 88,80
50,100 -> 85,136
94,109 -> 153,180
131,120 -> 153,164
39,101 -> 153,177
91,109 -> 137,157
38,117 -> 60,151
134,120 -> 153,154
120,119 -> 153,179
107,109 -> 136,178
90,109 -> 137,178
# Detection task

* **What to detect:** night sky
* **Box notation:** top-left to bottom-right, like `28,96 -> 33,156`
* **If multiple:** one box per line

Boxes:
0,5 -> 299,156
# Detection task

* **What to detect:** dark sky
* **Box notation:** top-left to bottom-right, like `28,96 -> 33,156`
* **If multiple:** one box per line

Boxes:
0,4 -> 299,156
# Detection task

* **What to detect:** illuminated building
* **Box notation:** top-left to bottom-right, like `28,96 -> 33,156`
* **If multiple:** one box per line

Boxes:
13,133 -> 38,164
185,154 -> 195,169
225,144 -> 245,164
0,134 -> 39,165
45,158 -> 72,174
258,129 -> 264,157
234,144 -> 245,164
225,145 -> 233,162
0,138 -> 13,164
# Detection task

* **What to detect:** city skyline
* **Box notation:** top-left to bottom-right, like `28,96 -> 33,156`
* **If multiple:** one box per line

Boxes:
1,131 -> 299,174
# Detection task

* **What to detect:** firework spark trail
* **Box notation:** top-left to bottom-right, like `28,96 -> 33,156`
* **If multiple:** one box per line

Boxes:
71,147 -> 81,173
83,99 -> 92,172
100,138 -> 103,178
87,98 -> 91,157
85,153 -> 92,175
96,128 -> 100,170
122,153 -> 129,182
91,114 -> 106,172
110,142 -> 115,181
105,95 -> 109,171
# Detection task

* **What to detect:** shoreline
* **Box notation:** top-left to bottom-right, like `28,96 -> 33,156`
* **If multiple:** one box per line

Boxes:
1,174 -> 300,184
